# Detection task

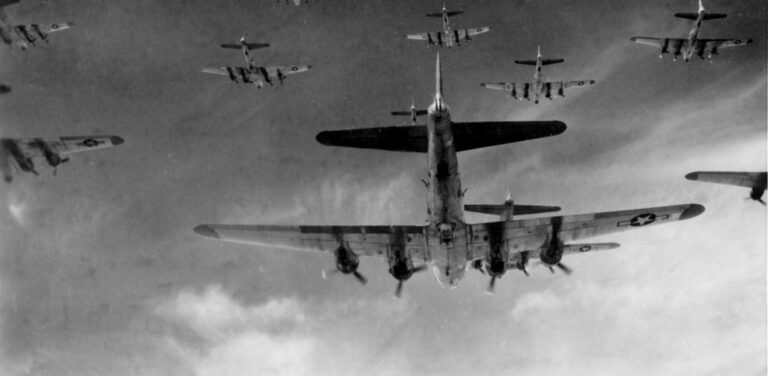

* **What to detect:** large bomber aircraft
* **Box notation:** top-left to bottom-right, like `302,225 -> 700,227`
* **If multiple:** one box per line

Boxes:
195,54 -> 705,296
481,46 -> 595,104
407,3 -> 490,48
631,0 -> 752,62
686,171 -> 767,205
0,136 -> 124,183
0,0 -> 72,50
201,34 -> 311,88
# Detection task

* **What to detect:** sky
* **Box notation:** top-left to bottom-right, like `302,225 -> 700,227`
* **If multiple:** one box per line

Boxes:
0,0 -> 765,375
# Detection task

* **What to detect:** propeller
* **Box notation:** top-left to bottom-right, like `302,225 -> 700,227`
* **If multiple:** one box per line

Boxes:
322,268 -> 368,285
485,276 -> 497,295
471,259 -> 485,274
540,261 -> 572,276
394,265 -> 427,298
745,196 -> 766,206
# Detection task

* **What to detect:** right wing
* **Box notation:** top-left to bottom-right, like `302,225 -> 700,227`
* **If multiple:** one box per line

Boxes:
481,82 -> 515,92
316,121 -> 566,153
194,224 -> 430,262
686,171 -> 767,188
562,80 -> 596,89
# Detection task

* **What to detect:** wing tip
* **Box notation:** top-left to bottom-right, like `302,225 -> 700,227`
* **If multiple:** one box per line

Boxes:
684,172 -> 699,181
194,224 -> 220,239
680,204 -> 705,220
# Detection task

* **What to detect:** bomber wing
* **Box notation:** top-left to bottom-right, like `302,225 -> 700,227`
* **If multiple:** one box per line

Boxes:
316,121 -> 565,153
262,65 -> 312,80
194,224 -> 430,262
468,203 -> 704,260
695,38 -> 753,55
685,171 -> 766,188
13,135 -> 124,156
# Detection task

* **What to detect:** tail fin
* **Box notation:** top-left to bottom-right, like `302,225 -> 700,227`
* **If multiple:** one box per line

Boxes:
436,52 -> 442,97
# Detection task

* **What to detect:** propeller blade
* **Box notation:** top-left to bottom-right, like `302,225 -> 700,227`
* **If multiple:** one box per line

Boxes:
395,280 -> 404,298
352,271 -> 368,285
758,198 -> 766,206
413,265 -> 427,273
486,276 -> 497,294
522,268 -> 529,277
556,263 -> 572,275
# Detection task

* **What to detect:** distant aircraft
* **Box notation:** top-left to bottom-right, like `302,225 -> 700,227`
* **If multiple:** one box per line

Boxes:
686,171 -> 767,205
481,46 -> 595,104
407,3 -> 490,48
0,136 -> 124,182
391,99 -> 427,125
0,0 -> 73,50
201,34 -> 311,88
277,0 -> 307,5
195,53 -> 704,296
0,84 -> 9,94
631,0 -> 752,61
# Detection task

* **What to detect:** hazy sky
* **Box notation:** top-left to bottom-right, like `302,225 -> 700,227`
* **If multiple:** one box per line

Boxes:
0,0 -> 765,375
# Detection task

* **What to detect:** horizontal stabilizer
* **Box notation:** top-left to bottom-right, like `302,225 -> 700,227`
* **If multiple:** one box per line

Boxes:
427,10 -> 463,17
220,42 -> 270,50
674,12 -> 726,20
514,58 -> 563,66
465,204 -> 561,216
316,121 -> 566,153
391,110 -> 428,117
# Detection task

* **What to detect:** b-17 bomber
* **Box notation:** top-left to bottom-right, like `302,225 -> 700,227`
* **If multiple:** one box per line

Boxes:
195,54 -> 705,297
0,1 -> 73,50
0,135 -> 124,183
201,34 -> 311,88
481,46 -> 595,104
631,0 -> 752,61
407,3 -> 490,48
686,171 -> 767,205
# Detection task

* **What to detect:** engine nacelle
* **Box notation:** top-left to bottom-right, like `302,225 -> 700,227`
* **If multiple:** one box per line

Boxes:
2,140 -> 36,174
40,145 -> 69,167
557,85 -> 564,97
751,186 -> 766,202
484,257 -> 506,278
334,245 -> 360,275
539,237 -> 564,266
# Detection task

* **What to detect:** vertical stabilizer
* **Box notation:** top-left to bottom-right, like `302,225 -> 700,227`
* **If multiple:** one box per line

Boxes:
436,52 -> 442,97
698,0 -> 705,13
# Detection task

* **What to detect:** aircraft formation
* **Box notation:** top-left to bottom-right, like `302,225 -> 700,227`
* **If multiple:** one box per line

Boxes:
1,0 -> 762,297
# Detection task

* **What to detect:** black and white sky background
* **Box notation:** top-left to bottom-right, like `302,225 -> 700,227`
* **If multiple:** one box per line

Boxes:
0,0 -> 765,375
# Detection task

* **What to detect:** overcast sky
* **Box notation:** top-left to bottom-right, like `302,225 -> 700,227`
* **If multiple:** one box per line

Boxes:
0,0 -> 765,375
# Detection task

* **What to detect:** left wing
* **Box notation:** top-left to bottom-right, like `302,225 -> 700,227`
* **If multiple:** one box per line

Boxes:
36,22 -> 74,34
13,135 -> 124,157
194,224 -> 430,262
469,203 -> 704,260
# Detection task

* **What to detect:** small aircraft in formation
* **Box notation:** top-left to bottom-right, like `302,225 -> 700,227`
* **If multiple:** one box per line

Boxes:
0,0 -> 72,50
201,34 -> 311,88
0,136 -> 124,183
631,0 -> 752,61
686,171 -> 767,205
195,54 -> 705,296
391,99 -> 428,125
481,46 -> 596,104
0,84 -> 10,94
407,3 -> 490,48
